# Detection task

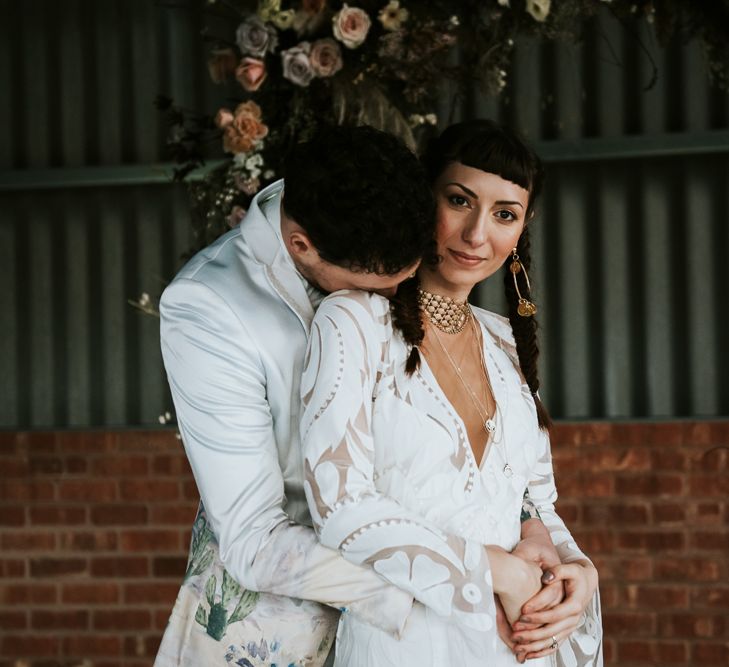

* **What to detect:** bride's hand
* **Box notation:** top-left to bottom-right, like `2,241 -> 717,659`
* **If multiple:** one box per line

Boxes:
488,548 -> 543,625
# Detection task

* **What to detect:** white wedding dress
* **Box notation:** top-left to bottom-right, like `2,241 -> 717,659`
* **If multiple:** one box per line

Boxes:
301,290 -> 602,667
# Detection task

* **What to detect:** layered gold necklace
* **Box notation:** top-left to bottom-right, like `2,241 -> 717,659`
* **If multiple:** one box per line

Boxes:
417,289 -> 471,334
419,289 -> 514,477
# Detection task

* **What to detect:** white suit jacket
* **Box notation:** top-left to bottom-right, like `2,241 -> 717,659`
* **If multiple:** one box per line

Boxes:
156,181 -> 412,666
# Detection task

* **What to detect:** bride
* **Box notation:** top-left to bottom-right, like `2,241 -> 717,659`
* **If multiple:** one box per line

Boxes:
301,120 -> 602,666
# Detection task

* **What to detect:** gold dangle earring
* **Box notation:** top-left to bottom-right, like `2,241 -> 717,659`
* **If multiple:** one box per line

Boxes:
509,248 -> 537,317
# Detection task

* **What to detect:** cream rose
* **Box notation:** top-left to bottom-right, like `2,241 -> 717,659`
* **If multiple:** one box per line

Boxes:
332,4 -> 371,49
222,101 -> 268,154
236,16 -> 278,57
310,38 -> 343,77
526,0 -> 551,22
235,57 -> 267,92
281,42 -> 315,87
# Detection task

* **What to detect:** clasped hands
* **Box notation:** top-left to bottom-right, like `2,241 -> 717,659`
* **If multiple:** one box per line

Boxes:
495,525 -> 598,663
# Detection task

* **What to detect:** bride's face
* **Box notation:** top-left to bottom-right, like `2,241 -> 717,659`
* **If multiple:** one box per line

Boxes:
422,161 -> 529,299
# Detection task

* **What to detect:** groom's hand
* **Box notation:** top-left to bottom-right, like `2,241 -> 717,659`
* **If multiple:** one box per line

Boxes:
511,519 -> 565,636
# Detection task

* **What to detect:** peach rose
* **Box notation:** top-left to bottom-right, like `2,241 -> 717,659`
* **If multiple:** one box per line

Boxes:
215,108 -> 235,129
207,48 -> 238,84
309,38 -> 343,77
222,101 -> 269,154
236,57 -> 267,92
332,4 -> 371,49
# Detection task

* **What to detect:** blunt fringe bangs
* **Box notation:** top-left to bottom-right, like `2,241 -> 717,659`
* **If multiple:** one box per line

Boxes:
423,120 -> 544,215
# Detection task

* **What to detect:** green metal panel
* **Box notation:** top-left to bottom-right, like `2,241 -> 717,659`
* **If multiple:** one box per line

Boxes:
1,1 -> 728,426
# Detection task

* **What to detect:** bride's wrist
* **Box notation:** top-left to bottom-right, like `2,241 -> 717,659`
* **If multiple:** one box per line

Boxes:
484,545 -> 509,594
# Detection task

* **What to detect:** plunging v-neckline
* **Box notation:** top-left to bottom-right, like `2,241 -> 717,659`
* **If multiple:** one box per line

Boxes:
418,317 -> 508,471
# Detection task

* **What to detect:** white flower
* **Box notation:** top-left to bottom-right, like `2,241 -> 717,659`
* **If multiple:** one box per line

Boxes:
498,0 -> 510,6
378,1 -> 408,31
525,0 -> 550,22
245,153 -> 264,172
449,15 -> 460,26
424,113 -> 437,125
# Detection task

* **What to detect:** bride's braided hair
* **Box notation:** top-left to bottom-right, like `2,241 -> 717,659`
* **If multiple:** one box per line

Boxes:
389,119 -> 552,430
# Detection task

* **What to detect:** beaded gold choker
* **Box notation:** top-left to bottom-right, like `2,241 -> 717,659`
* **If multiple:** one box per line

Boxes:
417,289 -> 471,334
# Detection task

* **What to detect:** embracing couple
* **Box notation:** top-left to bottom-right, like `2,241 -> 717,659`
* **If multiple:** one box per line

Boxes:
154,121 -> 602,666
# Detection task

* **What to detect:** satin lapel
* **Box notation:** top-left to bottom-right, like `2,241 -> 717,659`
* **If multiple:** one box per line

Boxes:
241,181 -> 315,334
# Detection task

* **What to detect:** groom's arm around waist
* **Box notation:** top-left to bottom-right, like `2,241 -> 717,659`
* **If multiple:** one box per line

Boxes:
159,278 -> 412,635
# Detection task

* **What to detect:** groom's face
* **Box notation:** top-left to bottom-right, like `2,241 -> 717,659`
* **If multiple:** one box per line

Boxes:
281,202 -> 420,297
299,256 -> 419,298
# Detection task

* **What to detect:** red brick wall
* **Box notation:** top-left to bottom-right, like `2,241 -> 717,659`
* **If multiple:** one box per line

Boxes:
1,423 -> 728,666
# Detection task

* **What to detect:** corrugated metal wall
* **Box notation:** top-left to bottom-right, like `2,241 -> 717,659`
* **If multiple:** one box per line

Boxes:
1,1 -> 728,427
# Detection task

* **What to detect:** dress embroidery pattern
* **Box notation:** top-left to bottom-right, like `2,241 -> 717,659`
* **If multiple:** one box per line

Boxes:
301,290 -> 602,666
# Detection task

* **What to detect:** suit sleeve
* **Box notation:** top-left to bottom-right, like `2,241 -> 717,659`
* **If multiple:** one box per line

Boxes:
160,278 -> 413,636
301,292 -> 499,633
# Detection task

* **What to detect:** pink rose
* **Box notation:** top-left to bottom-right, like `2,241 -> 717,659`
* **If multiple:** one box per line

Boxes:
309,38 -> 343,78
332,4 -> 371,49
236,57 -> 267,92
281,42 -> 315,87
207,48 -> 238,84
222,101 -> 268,154
215,108 -> 234,129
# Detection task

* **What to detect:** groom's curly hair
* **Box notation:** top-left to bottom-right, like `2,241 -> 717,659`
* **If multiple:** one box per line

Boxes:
282,124 -> 435,275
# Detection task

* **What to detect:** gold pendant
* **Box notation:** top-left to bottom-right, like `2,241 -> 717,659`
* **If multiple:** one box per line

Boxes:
517,299 -> 537,317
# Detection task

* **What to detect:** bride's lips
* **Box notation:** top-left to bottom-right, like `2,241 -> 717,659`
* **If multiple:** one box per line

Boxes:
448,248 -> 487,266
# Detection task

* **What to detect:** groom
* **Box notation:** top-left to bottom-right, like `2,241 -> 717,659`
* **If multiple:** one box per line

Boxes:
155,125 -> 435,665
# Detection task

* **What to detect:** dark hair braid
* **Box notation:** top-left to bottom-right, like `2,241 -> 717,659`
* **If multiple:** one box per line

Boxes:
504,227 -> 552,430
390,276 -> 425,374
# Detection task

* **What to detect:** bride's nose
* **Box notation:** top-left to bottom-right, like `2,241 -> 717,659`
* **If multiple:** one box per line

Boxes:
461,211 -> 489,247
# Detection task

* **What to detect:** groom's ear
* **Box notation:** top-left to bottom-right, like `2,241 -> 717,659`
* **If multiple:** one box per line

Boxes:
287,229 -> 315,258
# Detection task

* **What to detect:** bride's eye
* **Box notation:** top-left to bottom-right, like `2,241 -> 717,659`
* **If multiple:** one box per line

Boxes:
495,209 -> 516,222
448,194 -> 469,207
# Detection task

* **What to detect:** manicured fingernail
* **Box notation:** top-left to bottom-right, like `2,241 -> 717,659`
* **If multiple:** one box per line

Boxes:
542,571 -> 555,583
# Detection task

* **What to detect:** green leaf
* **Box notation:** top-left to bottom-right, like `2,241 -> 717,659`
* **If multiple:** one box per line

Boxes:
228,589 -> 260,624
195,603 -> 208,628
221,569 -> 242,607
205,574 -> 217,606
191,548 -> 214,578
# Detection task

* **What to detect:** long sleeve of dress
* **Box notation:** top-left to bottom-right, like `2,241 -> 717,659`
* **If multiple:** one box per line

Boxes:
301,292 -> 498,633
160,279 -> 413,636
528,429 -> 603,666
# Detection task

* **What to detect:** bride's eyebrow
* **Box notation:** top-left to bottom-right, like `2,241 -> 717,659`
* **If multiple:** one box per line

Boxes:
494,200 -> 524,208
445,182 -> 478,199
